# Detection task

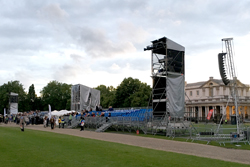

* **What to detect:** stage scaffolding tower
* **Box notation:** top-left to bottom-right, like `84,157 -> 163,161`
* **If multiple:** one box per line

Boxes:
144,37 -> 185,132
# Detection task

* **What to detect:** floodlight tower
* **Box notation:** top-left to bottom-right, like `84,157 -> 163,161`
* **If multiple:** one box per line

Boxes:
218,38 -> 240,135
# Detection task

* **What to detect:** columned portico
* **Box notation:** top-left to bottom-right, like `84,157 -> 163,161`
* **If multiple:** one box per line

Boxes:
185,77 -> 250,122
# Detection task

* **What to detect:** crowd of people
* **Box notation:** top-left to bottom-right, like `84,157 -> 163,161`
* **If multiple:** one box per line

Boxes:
0,113 -> 29,131
0,104 -> 116,132
0,111 -> 42,126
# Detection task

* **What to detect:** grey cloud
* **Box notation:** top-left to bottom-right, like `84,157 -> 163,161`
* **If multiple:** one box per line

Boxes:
52,54 -> 90,81
118,21 -> 150,47
36,2 -> 138,58
70,54 -> 85,62
95,0 -> 148,12
0,2 -> 56,55
62,0 -> 148,17
138,1 -> 250,46
76,27 -> 136,58
93,57 -> 150,73
52,64 -> 84,82
1,0 -> 250,93
38,3 -> 68,23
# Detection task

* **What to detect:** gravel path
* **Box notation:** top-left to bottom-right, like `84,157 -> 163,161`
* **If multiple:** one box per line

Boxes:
2,123 -> 250,165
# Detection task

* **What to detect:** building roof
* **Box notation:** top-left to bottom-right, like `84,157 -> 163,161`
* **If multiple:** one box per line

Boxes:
186,77 -> 249,88
186,81 -> 206,87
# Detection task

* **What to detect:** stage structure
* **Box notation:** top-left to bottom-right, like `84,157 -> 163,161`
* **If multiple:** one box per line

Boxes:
144,37 -> 185,119
9,92 -> 18,114
218,38 -> 241,135
71,84 -> 100,112
190,38 -> 250,145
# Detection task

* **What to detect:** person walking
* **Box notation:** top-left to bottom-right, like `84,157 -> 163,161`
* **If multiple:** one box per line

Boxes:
43,116 -> 47,128
68,114 -> 72,126
5,115 -> 8,124
50,116 -> 55,130
80,117 -> 85,131
46,117 -> 49,127
58,117 -> 62,128
61,117 -> 65,128
13,115 -> 16,123
19,114 -> 24,132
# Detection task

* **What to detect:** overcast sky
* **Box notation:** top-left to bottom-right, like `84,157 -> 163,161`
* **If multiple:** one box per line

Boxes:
1,0 -> 250,95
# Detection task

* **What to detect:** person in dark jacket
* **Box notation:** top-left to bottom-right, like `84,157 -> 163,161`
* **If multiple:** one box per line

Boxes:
108,106 -> 113,111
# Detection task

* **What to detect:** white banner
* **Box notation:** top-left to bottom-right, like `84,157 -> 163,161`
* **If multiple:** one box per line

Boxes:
48,104 -> 51,119
4,108 -> 6,116
10,103 -> 18,114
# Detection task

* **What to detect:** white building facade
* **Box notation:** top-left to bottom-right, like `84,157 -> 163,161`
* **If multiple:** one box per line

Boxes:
185,77 -> 250,122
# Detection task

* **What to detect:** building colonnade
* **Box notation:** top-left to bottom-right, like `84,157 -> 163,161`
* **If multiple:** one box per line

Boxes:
185,105 -> 250,122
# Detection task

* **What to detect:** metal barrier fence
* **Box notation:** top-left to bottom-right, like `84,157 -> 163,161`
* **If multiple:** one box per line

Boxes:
189,125 -> 250,145
65,112 -> 250,146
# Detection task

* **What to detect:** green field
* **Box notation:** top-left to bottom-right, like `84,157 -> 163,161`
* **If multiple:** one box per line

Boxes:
0,127 -> 249,167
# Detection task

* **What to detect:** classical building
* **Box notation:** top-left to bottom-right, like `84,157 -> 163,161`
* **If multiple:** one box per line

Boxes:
185,77 -> 250,122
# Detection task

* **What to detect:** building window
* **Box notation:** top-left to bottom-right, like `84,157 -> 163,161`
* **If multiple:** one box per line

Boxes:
209,87 -> 213,97
190,91 -> 192,96
197,91 -> 199,95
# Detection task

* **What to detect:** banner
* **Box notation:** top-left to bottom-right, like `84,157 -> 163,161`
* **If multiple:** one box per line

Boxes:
207,109 -> 214,120
48,104 -> 51,119
4,108 -> 6,116
10,103 -> 18,114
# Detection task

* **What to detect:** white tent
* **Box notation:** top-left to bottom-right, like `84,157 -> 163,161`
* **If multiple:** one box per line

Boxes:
51,110 -> 74,117
50,110 -> 74,125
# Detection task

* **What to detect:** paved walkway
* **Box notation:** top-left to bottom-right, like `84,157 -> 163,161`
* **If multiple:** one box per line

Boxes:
1,123 -> 250,165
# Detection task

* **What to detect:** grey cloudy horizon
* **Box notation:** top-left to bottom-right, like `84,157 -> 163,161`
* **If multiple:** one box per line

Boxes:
1,0 -> 250,95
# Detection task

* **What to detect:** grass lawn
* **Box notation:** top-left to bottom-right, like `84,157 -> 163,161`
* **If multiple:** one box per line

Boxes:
0,126 -> 249,167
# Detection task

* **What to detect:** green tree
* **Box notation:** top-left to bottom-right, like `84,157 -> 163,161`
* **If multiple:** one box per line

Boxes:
28,84 -> 36,110
114,77 -> 151,108
0,81 -> 28,113
40,81 -> 71,111
130,82 -> 151,107
33,97 -> 45,111
95,85 -> 116,108
28,84 -> 36,101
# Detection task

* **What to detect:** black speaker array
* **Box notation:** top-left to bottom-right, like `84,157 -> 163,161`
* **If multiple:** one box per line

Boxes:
218,53 -> 230,85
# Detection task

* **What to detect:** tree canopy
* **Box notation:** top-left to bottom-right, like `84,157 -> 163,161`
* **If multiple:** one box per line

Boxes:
0,77 -> 151,113
0,81 -> 27,113
114,77 -> 151,108
27,84 -> 37,111
95,85 -> 116,108
40,81 -> 71,111
95,78 -> 151,108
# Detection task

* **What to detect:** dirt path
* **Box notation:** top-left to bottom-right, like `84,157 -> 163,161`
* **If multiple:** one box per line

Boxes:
1,123 -> 250,165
